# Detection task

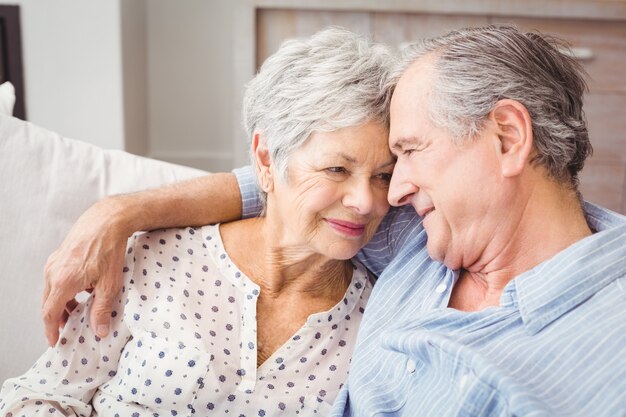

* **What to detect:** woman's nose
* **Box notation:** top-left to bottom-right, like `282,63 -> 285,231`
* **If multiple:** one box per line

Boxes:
342,179 -> 375,215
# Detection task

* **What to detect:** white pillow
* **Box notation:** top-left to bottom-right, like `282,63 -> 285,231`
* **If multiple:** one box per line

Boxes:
0,114 -> 208,383
0,82 -> 15,116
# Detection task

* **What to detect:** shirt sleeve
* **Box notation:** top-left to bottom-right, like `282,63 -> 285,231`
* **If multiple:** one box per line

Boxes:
354,205 -> 422,276
0,240 -> 137,417
233,165 -> 263,219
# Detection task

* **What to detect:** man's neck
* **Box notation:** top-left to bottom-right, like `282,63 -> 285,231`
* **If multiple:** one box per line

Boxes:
449,180 -> 592,312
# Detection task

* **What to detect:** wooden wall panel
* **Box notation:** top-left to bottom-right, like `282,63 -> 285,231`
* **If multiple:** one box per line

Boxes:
492,17 -> 626,93
584,93 -> 626,163
256,9 -> 371,67
371,12 -> 489,47
579,161 -> 626,213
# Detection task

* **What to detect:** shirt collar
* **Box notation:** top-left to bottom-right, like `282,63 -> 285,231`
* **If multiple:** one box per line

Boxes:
504,202 -> 626,335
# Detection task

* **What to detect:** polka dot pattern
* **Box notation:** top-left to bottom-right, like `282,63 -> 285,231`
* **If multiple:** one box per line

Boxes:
0,225 -> 372,417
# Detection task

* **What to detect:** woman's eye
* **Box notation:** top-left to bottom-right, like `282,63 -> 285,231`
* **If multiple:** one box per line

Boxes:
375,173 -> 392,183
326,167 -> 347,174
403,149 -> 416,156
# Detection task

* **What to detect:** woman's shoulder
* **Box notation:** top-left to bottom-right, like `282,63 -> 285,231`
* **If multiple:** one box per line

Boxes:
130,226 -> 212,261
124,226 -> 222,292
131,226 -> 208,252
121,227 -> 228,341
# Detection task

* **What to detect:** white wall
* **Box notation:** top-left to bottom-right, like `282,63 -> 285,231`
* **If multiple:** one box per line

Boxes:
0,0 -> 127,150
146,0 -> 236,172
121,0 -> 148,156
2,0 -> 238,169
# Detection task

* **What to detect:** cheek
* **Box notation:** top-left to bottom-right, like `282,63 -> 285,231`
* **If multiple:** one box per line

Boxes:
373,188 -> 391,217
364,188 -> 391,232
377,184 -> 391,206
286,177 -> 340,217
443,162 -> 499,223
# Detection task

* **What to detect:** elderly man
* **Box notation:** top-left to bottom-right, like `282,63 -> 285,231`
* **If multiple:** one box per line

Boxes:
41,26 -> 625,416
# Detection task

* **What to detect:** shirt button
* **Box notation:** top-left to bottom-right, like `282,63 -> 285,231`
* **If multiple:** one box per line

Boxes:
406,359 -> 416,374
435,283 -> 447,294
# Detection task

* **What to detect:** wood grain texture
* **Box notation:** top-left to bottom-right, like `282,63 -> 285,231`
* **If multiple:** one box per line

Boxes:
256,9 -> 371,67
585,92 -> 626,163
371,12 -> 488,46
250,0 -> 626,21
491,16 -> 626,93
579,160 -> 626,212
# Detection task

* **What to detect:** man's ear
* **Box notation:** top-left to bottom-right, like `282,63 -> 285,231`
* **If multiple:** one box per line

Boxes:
252,132 -> 274,192
490,99 -> 533,178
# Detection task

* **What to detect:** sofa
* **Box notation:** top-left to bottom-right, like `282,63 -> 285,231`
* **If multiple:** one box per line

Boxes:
0,113 -> 208,383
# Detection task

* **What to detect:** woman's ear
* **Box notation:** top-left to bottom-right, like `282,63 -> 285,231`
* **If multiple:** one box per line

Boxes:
490,99 -> 534,178
252,132 -> 274,193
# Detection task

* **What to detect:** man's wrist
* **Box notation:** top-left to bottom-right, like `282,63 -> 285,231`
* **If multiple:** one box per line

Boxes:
97,195 -> 143,238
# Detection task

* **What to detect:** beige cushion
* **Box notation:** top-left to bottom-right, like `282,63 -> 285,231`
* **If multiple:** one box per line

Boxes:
0,114 -> 208,383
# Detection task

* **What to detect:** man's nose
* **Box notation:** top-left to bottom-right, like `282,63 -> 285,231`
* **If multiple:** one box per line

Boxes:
388,162 -> 418,207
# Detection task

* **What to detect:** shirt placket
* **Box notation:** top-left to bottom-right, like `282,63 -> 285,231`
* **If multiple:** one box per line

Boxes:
237,286 -> 259,392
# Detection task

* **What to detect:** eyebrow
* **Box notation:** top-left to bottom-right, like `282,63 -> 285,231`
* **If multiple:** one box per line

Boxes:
378,158 -> 397,169
390,136 -> 422,152
333,152 -> 395,169
337,152 -> 358,164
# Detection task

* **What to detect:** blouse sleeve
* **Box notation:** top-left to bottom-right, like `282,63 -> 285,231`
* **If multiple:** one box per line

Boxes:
0,239 -> 137,417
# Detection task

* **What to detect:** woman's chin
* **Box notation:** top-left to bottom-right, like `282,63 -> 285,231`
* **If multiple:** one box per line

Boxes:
322,243 -> 361,261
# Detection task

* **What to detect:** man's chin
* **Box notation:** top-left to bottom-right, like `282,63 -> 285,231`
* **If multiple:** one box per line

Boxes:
425,240 -> 444,263
426,240 -> 459,269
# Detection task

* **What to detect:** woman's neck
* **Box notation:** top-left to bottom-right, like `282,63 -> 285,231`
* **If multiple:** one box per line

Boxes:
220,217 -> 354,368
219,217 -> 353,301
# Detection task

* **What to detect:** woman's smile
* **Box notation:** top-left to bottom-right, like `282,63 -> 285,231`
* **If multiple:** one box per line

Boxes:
325,218 -> 367,238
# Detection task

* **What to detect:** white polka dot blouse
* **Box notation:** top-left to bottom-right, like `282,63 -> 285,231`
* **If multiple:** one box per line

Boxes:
0,225 -> 373,417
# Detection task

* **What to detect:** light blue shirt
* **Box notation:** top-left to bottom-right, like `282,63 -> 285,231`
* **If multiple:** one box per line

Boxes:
235,166 -> 626,417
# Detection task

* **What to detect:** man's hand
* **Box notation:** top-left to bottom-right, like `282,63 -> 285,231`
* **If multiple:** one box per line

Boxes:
42,198 -> 130,346
40,172 -> 244,346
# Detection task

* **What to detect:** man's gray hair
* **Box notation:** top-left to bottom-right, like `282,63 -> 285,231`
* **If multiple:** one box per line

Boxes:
243,27 -> 394,182
394,25 -> 592,187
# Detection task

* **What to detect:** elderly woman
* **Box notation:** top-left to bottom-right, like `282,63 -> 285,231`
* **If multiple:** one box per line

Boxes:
0,28 -> 394,416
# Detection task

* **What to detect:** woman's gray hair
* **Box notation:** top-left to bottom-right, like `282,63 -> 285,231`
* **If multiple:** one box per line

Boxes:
393,25 -> 592,188
242,27 -> 394,188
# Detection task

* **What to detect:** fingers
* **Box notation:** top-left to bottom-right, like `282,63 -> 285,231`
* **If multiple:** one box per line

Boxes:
41,272 -> 51,314
90,274 -> 122,338
42,251 -> 77,346
41,250 -> 58,313
40,198 -> 131,343
41,285 -> 69,347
